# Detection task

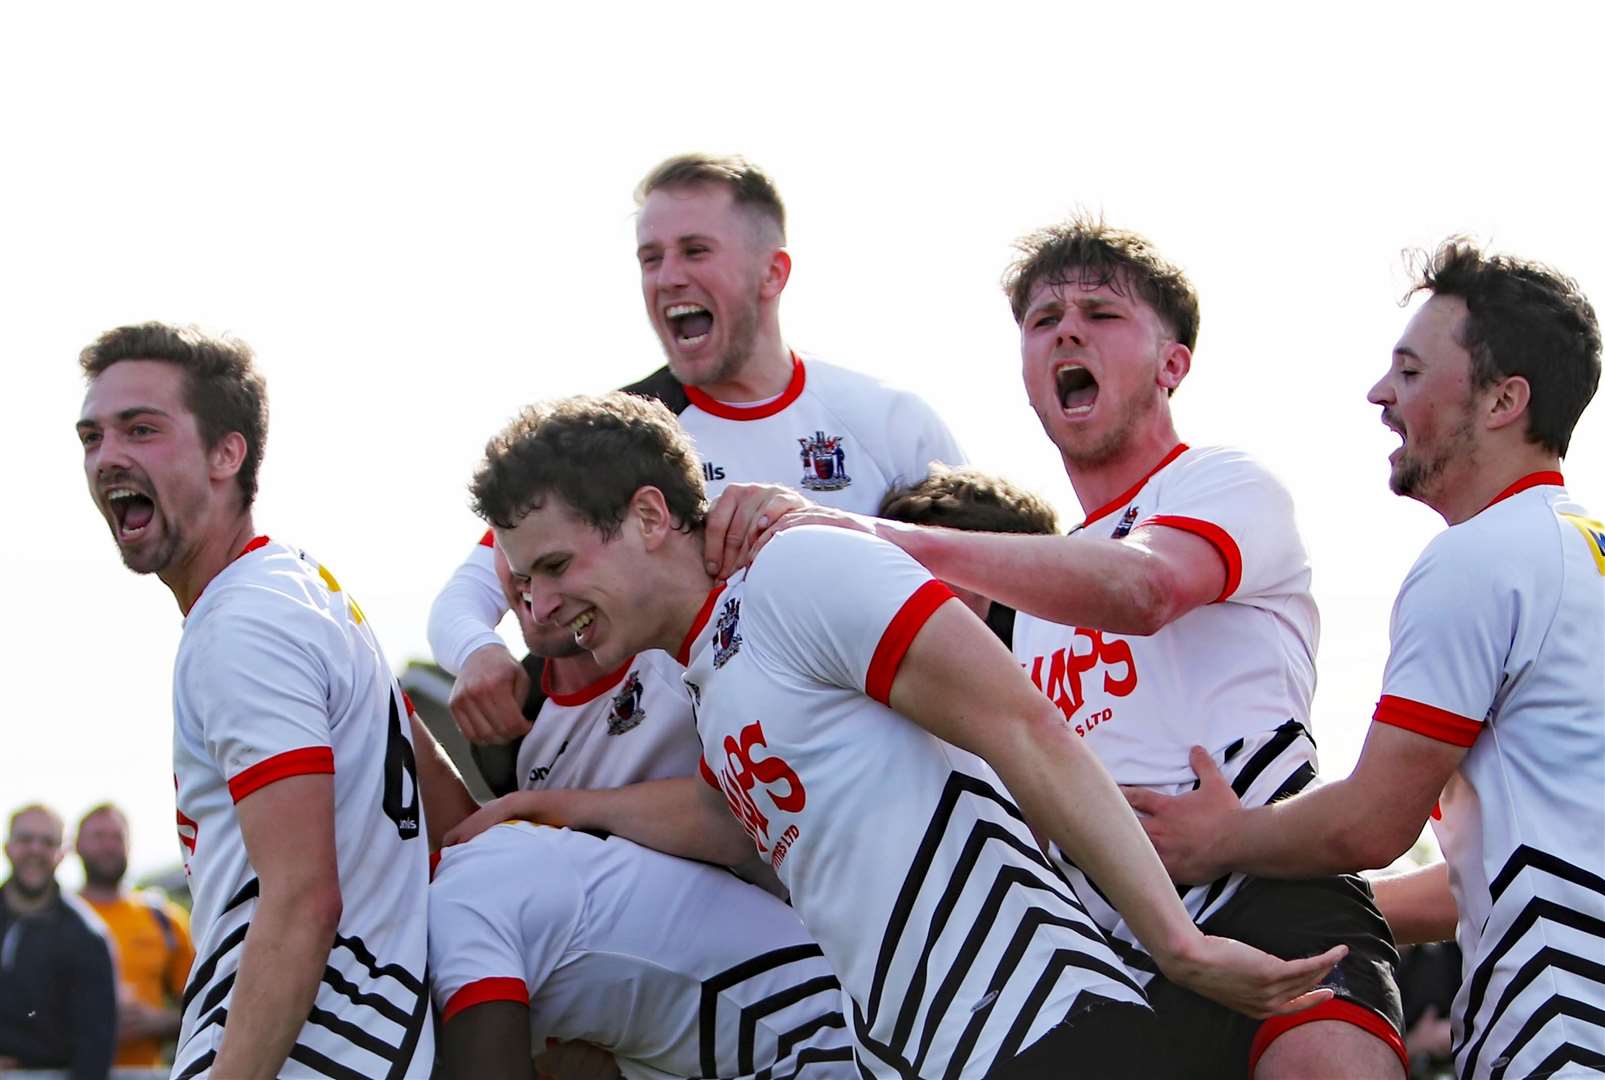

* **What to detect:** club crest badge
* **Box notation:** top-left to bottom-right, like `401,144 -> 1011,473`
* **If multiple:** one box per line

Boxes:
606,671 -> 645,736
712,597 -> 743,668
798,430 -> 851,491
1110,505 -> 1140,539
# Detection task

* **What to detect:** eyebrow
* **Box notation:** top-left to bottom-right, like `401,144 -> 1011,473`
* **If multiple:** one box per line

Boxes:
1393,346 -> 1422,362
76,406 -> 172,431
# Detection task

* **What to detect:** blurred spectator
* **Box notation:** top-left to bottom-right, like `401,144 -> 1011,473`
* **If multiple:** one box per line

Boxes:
1397,941 -> 1461,1080
0,802 -> 116,1080
76,804 -> 193,1069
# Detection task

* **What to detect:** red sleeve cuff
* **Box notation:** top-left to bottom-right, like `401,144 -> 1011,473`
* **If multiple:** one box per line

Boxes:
699,757 -> 720,790
478,528 -> 495,548
227,746 -> 335,803
866,580 -> 955,705
1373,694 -> 1481,748
442,977 -> 529,1022
1140,515 -> 1243,602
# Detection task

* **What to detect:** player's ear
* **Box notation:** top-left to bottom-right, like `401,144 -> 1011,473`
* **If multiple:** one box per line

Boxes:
1484,375 -> 1531,434
1158,341 -> 1191,393
759,248 -> 791,301
631,485 -> 673,548
209,431 -> 248,484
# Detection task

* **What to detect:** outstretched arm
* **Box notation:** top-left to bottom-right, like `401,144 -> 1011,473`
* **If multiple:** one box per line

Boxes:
442,777 -> 754,869
1126,724 -> 1466,885
889,599 -> 1342,1018
1372,862 -> 1457,947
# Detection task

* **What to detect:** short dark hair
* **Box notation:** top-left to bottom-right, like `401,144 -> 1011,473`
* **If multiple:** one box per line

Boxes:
635,152 -> 787,244
77,803 -> 127,836
79,322 -> 270,510
471,392 -> 709,537
1406,238 -> 1600,457
879,464 -> 1060,536
1003,214 -> 1200,353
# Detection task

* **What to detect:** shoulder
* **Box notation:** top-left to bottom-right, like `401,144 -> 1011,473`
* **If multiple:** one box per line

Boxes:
1170,445 -> 1287,489
57,890 -> 113,945
800,354 -> 938,415
618,365 -> 691,415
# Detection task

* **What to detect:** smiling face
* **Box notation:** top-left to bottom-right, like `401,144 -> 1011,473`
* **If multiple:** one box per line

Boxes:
5,809 -> 64,900
78,360 -> 225,577
1368,295 -> 1483,507
496,495 -> 656,671
636,182 -> 771,389
1019,275 -> 1186,469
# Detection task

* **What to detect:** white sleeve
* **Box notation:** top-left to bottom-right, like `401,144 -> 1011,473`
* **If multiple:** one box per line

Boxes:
429,825 -> 583,1018
892,389 -> 967,480
744,526 -> 955,704
1137,448 -> 1307,602
180,599 -> 336,803
427,532 -> 512,674
1373,533 -> 1508,747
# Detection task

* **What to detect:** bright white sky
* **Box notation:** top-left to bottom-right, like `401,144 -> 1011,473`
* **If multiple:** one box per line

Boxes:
4,3 -> 1601,887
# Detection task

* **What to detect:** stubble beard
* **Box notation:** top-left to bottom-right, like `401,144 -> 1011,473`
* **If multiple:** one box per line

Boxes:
1056,385 -> 1160,472
83,858 -> 127,892
664,290 -> 762,392
1390,407 -> 1479,503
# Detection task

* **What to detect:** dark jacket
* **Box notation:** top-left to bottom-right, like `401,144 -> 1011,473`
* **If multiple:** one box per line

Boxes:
0,880 -> 117,1080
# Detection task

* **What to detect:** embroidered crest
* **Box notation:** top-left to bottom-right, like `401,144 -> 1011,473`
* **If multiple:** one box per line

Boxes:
712,597 -> 743,668
606,671 -> 645,735
798,430 -> 851,491
1110,505 -> 1140,539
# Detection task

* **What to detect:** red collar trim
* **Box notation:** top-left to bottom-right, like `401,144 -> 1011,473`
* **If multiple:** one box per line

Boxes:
1077,445 -> 1189,529
541,654 -> 637,707
1483,470 -> 1565,512
190,535 -> 272,612
676,584 -> 727,665
683,353 -> 806,421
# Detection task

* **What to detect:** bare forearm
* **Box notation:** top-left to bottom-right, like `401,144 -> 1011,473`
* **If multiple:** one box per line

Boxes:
211,892 -> 339,1078
411,712 -> 480,847
1004,716 -> 1197,966
1372,862 -> 1457,946
1221,779 -> 1421,880
886,525 -> 1172,634
565,779 -> 752,867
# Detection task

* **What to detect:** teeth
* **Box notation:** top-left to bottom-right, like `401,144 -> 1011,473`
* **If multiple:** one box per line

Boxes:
666,303 -> 707,318
106,488 -> 139,501
568,611 -> 595,634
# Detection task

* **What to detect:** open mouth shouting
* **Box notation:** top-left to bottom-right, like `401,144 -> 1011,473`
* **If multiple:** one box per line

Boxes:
105,485 -> 158,543
666,303 -> 713,349
1381,411 -> 1407,462
1055,364 -> 1100,417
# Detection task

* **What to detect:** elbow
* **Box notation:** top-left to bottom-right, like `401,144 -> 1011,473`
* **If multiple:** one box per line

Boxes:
1117,567 -> 1179,637
1337,822 -> 1419,872
303,880 -> 344,940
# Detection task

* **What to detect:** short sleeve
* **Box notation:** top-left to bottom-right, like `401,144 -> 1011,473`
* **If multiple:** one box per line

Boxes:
744,526 -> 954,705
429,825 -> 584,1021
1138,448 -> 1306,602
892,389 -> 967,478
180,599 -> 336,803
1373,534 -> 1510,747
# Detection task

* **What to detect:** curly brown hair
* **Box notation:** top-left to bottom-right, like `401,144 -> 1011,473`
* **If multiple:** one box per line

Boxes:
879,464 -> 1059,535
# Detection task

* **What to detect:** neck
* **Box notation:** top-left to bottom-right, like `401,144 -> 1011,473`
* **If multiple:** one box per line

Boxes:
653,532 -> 723,657
699,325 -> 793,402
1062,415 -> 1184,520
165,511 -> 258,615
1429,446 -> 1562,525
2,879 -> 58,916
543,651 -> 611,696
79,880 -> 122,904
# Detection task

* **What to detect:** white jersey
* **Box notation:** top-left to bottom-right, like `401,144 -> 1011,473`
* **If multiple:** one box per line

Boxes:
515,649 -> 702,792
681,526 -> 1146,1079
429,822 -> 854,1080
428,353 -> 964,673
1011,444 -> 1321,979
1372,474 -> 1605,1080
170,538 -> 433,1080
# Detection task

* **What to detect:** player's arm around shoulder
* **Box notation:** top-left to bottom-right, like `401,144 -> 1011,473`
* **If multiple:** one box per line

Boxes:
211,772 -> 341,1078
885,597 -> 1344,1018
